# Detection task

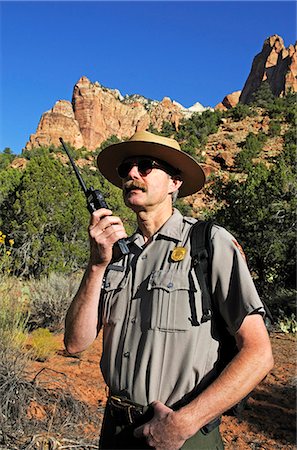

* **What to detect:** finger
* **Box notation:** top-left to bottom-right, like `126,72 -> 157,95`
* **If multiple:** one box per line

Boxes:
99,225 -> 128,244
89,215 -> 123,235
134,424 -> 145,439
89,208 -> 112,227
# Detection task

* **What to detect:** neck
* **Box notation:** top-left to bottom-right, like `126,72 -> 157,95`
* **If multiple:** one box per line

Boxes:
136,203 -> 174,242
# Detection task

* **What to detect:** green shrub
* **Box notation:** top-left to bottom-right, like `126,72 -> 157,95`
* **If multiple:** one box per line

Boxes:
268,119 -> 281,137
227,103 -> 254,121
235,132 -> 265,171
95,135 -> 121,154
1,147 -> 136,277
277,314 -> 297,334
250,81 -> 275,108
161,121 -> 176,137
209,143 -> 296,312
0,148 -> 16,170
30,328 -> 60,361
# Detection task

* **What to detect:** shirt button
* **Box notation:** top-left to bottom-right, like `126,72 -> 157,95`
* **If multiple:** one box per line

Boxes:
167,282 -> 174,288
131,318 -> 136,324
141,255 -> 147,260
124,352 -> 130,358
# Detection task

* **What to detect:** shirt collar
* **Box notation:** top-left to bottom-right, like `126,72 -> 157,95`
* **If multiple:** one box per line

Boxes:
128,208 -> 185,247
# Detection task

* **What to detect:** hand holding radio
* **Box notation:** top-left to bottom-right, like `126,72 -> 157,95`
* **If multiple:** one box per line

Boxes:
59,137 -> 130,257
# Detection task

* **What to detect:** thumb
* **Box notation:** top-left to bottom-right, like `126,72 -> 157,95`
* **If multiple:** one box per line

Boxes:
150,400 -> 173,418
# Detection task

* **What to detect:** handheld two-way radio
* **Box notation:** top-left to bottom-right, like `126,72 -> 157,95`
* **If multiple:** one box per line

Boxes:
59,137 -> 129,256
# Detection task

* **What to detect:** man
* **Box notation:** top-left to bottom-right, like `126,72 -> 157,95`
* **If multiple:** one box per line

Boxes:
64,130 -> 273,450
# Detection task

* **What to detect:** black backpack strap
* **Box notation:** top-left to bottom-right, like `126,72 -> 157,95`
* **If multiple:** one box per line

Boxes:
190,220 -> 214,323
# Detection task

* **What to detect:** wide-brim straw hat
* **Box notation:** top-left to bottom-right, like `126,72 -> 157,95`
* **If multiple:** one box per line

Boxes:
97,130 -> 205,197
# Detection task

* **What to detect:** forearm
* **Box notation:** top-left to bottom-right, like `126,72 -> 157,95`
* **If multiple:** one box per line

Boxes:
64,208 -> 128,354
64,262 -> 106,354
175,341 -> 273,438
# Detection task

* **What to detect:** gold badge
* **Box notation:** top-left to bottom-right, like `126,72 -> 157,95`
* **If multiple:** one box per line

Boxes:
171,246 -> 187,262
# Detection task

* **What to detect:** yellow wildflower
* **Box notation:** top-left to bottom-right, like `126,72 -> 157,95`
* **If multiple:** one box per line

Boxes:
6,251 -> 11,256
9,239 -> 14,246
0,237 -> 4,244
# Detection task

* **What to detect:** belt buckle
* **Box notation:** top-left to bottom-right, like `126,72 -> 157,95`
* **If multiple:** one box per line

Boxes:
109,395 -> 143,425
110,395 -> 124,406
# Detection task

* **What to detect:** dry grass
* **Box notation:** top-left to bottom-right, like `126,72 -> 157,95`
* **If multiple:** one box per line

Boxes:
0,274 -> 100,449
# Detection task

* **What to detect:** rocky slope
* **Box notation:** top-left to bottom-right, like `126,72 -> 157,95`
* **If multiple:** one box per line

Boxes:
25,35 -> 295,156
181,110 -> 284,213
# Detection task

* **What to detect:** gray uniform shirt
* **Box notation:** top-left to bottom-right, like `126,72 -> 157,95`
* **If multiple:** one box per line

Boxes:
99,209 -> 264,407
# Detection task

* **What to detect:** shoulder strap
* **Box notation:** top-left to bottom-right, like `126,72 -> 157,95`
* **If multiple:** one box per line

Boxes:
190,220 -> 214,323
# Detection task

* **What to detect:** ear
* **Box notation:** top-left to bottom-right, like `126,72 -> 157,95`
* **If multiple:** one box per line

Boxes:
168,176 -> 183,195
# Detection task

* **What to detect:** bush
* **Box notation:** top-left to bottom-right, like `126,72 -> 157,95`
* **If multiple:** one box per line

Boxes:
30,328 -> 60,361
209,143 -> 296,314
161,121 -> 176,137
266,92 -> 297,125
268,119 -> 281,137
176,110 -> 222,160
277,314 -> 297,334
27,273 -> 81,332
0,276 -> 29,353
250,81 -> 275,108
0,231 -> 15,275
0,349 -> 99,447
96,135 -> 121,154
0,148 -> 16,170
235,132 -> 266,171
1,147 -> 136,277
227,103 -> 255,121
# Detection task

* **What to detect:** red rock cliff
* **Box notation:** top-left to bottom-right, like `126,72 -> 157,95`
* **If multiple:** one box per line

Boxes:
26,77 -> 191,151
239,35 -> 297,104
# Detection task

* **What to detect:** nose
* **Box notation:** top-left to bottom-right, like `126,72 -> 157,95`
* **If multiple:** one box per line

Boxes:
126,163 -> 141,179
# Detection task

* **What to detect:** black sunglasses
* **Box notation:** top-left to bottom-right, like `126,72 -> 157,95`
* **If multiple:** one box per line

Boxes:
117,158 -> 179,179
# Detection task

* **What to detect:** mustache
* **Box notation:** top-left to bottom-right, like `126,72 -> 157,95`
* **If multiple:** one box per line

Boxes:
123,180 -> 147,193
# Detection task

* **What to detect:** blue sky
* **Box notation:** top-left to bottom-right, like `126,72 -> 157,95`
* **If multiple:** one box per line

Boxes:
0,1 -> 296,154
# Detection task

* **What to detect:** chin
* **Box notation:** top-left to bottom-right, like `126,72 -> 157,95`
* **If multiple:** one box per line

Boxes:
124,197 -> 145,211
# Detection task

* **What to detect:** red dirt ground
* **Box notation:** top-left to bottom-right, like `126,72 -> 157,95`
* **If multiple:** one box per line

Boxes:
28,332 -> 296,449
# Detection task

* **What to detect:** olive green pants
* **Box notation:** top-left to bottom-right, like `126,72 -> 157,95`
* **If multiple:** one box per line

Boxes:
99,404 -> 224,449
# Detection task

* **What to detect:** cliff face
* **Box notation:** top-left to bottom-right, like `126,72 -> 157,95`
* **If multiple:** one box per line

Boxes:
25,100 -> 85,150
239,35 -> 297,104
25,35 -> 296,150
25,77 -> 195,151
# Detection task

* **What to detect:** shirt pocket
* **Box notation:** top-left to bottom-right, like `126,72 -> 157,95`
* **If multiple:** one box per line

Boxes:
147,269 -> 196,332
102,270 -> 128,325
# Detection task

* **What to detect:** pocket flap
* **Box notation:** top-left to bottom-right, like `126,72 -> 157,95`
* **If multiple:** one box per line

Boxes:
103,269 -> 128,292
148,270 -> 196,292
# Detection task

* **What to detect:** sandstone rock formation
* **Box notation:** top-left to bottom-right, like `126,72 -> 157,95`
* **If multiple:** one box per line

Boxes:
215,91 -> 241,111
25,77 -> 207,151
215,35 -> 296,109
26,100 -> 84,150
26,35 -> 295,151
239,35 -> 297,104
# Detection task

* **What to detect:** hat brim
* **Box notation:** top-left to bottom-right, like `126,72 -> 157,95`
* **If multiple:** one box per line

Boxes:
97,141 -> 205,198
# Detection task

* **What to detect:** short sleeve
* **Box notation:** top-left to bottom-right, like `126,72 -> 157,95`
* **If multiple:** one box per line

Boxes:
211,225 -> 265,335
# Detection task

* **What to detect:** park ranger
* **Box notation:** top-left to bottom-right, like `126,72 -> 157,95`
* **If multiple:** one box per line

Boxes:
64,131 -> 273,449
